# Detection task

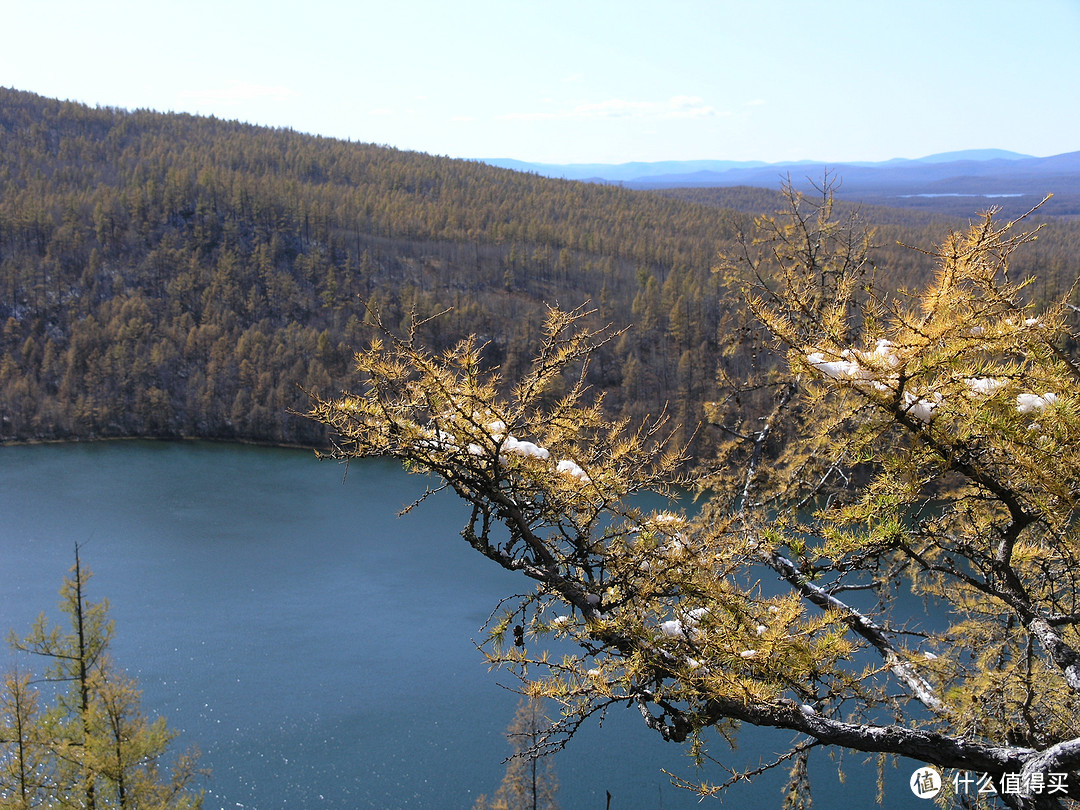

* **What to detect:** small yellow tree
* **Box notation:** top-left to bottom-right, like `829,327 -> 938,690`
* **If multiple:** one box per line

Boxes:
0,665 -> 54,807
309,189 -> 1080,810
474,698 -> 559,810
3,549 -> 204,809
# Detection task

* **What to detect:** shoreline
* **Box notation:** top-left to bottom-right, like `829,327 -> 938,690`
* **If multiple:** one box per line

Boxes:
0,433 -> 324,454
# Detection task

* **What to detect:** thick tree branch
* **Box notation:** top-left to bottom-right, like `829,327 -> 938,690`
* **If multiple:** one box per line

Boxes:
761,548 -> 944,714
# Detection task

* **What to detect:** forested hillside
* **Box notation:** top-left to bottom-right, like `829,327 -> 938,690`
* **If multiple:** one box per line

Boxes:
2,88 -> 1078,452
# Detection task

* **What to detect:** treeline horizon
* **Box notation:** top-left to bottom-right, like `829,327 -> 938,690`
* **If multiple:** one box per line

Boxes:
2,87 -> 1078,456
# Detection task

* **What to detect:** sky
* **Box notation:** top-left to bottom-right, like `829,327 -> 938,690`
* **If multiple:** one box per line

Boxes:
3,0 -> 1079,165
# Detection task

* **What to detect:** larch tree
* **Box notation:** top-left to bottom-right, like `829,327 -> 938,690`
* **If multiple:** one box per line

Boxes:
0,665 -> 54,807
307,184 -> 1080,810
2,549 -> 204,809
473,698 -> 559,810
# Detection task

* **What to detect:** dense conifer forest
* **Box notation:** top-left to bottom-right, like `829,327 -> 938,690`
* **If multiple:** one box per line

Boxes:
2,87 -> 1078,454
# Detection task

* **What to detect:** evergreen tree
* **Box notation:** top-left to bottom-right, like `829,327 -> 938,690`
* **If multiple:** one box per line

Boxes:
3,549 -> 204,809
18,86 -> 1076,453
474,699 -> 558,810
0,665 -> 54,806
309,192 -> 1080,809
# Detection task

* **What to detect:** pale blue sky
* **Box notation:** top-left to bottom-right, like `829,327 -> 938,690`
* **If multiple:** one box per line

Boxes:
4,0 -> 1078,164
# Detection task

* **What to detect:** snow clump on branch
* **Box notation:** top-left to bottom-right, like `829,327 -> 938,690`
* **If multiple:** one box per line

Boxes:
464,418 -> 590,482
901,391 -> 942,424
1016,392 -> 1057,414
804,338 -> 1062,425
964,377 -> 1007,397
805,341 -> 942,423
502,436 -> 551,460
659,607 -> 708,641
555,459 -> 590,482
805,339 -> 902,383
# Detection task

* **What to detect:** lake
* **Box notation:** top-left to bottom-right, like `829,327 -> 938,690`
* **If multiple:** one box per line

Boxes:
0,441 -> 908,808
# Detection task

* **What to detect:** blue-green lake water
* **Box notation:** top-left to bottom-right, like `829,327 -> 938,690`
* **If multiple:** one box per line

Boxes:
0,442 -> 920,808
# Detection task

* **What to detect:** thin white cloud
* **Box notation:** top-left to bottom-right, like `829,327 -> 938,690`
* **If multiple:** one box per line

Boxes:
178,80 -> 296,106
500,95 -> 719,122
666,95 -> 719,118
574,98 -> 656,118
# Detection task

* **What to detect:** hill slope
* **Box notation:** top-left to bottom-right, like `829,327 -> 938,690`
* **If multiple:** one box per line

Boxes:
2,89 -> 1077,452
0,89 -> 744,447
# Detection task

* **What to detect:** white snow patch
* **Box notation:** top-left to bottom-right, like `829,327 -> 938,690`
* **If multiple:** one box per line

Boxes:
503,436 -> 551,460
661,612 -> 704,641
1016,392 -> 1057,413
805,352 -> 868,382
685,607 -> 710,623
902,390 -> 942,423
660,620 -> 685,638
965,377 -> 1006,397
556,459 -> 590,482
806,340 -> 901,383
654,512 -> 684,525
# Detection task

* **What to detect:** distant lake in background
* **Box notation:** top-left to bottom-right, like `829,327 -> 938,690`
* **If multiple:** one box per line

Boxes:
0,442 -> 908,809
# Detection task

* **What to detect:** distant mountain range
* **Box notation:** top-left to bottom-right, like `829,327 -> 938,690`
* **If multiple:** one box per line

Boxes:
479,150 -> 1080,216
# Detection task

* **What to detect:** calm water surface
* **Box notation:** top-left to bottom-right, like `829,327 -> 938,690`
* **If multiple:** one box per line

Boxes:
0,442 -> 910,809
